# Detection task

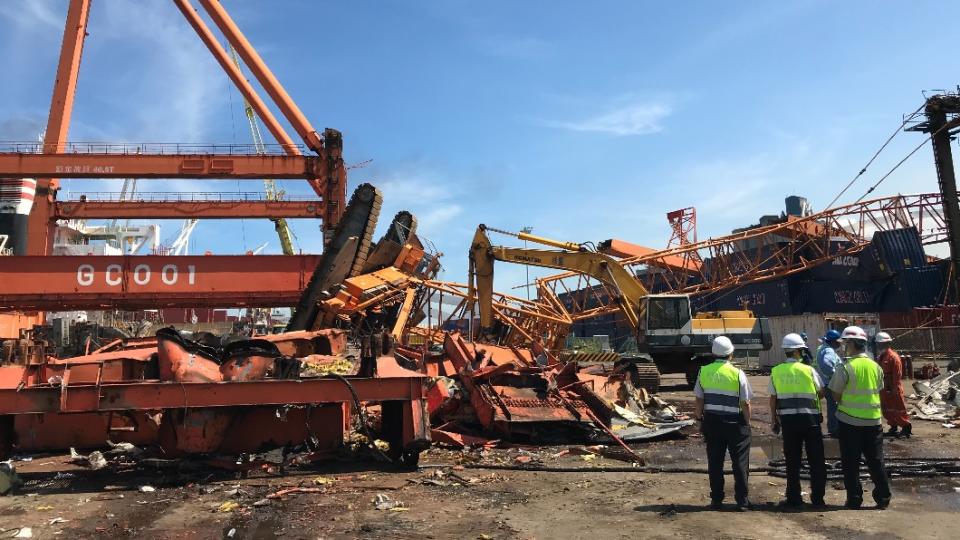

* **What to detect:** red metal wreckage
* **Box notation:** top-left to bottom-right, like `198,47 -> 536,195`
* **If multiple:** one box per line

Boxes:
0,184 -> 689,469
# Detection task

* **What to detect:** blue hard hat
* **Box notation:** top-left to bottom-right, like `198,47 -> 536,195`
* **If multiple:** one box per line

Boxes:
822,329 -> 841,343
800,332 -> 808,341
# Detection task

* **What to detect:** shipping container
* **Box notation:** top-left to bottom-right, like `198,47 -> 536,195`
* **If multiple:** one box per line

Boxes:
693,278 -> 795,317
870,227 -> 926,273
441,317 -> 479,333
856,243 -> 892,280
805,250 -> 865,281
759,313 -> 879,368
879,265 -> 948,311
794,279 -> 886,313
880,306 -> 960,328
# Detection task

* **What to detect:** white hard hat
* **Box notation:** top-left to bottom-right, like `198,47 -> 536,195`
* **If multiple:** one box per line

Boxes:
875,331 -> 893,343
782,333 -> 806,350
712,336 -> 735,357
840,325 -> 868,341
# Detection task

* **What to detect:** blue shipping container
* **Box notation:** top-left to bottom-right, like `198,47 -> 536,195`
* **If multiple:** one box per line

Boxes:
806,252 -> 865,281
879,265 -> 947,312
871,228 -> 926,273
693,278 -> 795,317
795,279 -> 886,313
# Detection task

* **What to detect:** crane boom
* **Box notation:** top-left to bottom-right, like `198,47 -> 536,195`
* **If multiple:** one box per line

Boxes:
229,46 -> 296,256
469,224 -> 771,389
470,224 -> 649,332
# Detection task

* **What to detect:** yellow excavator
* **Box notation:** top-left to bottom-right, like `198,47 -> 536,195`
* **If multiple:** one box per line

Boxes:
469,225 -> 772,390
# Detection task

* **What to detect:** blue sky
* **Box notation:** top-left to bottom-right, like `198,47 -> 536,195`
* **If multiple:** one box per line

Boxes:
1,1 -> 958,290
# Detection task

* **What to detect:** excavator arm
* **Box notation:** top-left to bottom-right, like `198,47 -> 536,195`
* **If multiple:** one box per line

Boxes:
469,224 -> 650,335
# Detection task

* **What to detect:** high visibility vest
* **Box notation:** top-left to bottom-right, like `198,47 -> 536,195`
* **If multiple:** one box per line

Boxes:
771,361 -> 820,419
699,360 -> 743,418
837,354 -> 882,423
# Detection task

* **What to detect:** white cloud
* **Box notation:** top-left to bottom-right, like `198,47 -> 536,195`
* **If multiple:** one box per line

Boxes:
375,174 -> 450,208
418,204 -> 463,233
94,3 -> 228,143
0,1 -> 61,28
373,169 -> 464,243
545,102 -> 672,136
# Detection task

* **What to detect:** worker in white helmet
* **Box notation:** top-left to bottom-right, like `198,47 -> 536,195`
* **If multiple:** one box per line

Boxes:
693,335 -> 753,511
875,332 -> 912,438
828,325 -> 891,509
769,333 -> 827,508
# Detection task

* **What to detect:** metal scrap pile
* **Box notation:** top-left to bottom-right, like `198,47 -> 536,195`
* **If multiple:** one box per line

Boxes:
397,331 -> 693,452
3,326 -> 377,457
0,182 -> 691,469
911,369 -> 960,423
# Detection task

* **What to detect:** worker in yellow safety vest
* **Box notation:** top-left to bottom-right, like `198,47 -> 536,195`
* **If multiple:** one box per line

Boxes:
694,336 -> 753,511
769,333 -> 827,509
828,325 -> 891,510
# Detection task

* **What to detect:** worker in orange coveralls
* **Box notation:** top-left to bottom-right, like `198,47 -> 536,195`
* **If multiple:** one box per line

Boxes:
875,332 -> 912,438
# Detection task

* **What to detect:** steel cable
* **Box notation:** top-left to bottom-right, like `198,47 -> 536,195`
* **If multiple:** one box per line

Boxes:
824,103 -> 926,211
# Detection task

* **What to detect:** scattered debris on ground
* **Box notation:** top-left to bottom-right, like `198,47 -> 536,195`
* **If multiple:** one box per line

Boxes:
912,370 -> 960,421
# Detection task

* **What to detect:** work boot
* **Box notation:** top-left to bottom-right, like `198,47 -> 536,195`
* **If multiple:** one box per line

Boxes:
735,500 -> 753,512
845,499 -> 863,510
884,426 -> 899,437
709,500 -> 723,510
899,423 -> 912,439
810,498 -> 827,509
876,498 -> 891,510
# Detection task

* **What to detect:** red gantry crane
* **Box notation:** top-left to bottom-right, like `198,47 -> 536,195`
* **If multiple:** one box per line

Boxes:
0,0 -> 349,329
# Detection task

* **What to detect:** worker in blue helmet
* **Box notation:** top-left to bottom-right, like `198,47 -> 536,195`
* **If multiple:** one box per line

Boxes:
817,329 -> 843,436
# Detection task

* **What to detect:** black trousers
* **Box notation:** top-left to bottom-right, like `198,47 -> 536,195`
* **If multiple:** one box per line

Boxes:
781,420 -> 826,503
703,418 -> 751,505
838,422 -> 892,504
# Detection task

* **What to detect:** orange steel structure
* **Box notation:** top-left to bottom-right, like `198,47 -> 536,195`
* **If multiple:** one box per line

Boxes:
1,150 -> 324,180
667,207 -> 698,248
0,255 -> 321,311
0,2 -> 437,464
403,280 -> 573,354
0,0 -> 346,256
540,192 -> 949,321
55,198 -> 325,220
598,239 -> 700,272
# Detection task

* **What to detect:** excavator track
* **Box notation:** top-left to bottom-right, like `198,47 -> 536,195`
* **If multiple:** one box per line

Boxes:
361,211 -> 419,274
632,362 -> 661,394
287,183 -> 382,331
385,210 -> 417,244
347,185 -> 383,279
615,354 -> 662,394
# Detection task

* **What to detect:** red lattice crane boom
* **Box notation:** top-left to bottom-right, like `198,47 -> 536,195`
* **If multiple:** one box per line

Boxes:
540,192 -> 948,321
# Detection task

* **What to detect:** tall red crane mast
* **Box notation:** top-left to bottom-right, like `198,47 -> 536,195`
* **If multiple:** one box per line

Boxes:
0,0 -> 346,257
0,0 -> 351,335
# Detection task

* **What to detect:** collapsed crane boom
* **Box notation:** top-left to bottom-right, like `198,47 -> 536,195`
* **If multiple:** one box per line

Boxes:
541,192 -> 951,322
469,224 -> 771,390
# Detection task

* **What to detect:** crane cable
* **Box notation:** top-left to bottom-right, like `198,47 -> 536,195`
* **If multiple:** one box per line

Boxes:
699,109 -> 953,313
824,103 -> 926,211
852,113 -> 959,203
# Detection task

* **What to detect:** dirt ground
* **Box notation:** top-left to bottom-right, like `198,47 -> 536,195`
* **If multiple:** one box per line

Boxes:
1,373 -> 959,540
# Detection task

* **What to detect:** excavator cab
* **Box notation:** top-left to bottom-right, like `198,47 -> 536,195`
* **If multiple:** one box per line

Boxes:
637,294 -> 695,349
643,295 -> 692,332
